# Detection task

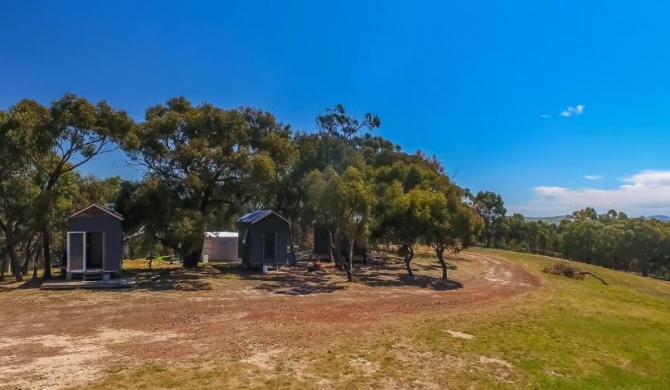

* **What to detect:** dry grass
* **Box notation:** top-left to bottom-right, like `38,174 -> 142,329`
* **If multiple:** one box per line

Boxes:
2,249 -> 669,389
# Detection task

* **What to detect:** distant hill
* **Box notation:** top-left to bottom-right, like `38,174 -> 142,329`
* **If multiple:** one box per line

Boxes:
523,214 -> 670,223
645,215 -> 670,222
524,216 -> 569,224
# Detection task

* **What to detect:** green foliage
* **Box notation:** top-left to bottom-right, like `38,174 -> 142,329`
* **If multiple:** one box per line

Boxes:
305,165 -> 375,280
1,95 -> 132,280
499,207 -> 670,279
123,98 -> 293,267
0,96 -> 495,283
473,190 -> 507,247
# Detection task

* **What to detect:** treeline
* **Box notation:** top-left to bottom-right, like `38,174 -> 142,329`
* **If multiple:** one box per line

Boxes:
4,94 -> 668,283
487,207 -> 670,278
1,95 -> 485,282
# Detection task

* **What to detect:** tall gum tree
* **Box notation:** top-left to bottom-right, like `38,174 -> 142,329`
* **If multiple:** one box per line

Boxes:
10,94 -> 135,279
125,98 -> 286,268
473,190 -> 507,248
0,102 -> 48,280
426,185 -> 483,281
305,166 -> 374,281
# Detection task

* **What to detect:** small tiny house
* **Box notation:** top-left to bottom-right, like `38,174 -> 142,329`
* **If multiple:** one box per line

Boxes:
237,210 -> 290,268
66,204 -> 123,279
202,232 -> 239,262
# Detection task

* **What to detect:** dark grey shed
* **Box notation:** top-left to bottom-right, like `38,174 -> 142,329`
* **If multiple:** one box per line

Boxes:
237,210 -> 290,268
66,204 -> 124,279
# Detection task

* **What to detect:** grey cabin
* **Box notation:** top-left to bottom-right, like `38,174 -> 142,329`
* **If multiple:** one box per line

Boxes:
66,204 -> 124,279
237,210 -> 290,268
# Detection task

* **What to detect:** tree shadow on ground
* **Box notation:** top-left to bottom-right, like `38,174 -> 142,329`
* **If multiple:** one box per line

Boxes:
0,278 -> 47,291
133,267 -> 214,291
125,259 -> 463,293
225,264 -> 347,295
253,274 -> 346,295
354,260 -> 463,290
357,273 -> 463,290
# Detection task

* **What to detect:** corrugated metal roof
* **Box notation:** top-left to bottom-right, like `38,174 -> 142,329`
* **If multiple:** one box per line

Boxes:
237,210 -> 289,224
237,210 -> 273,223
204,231 -> 238,238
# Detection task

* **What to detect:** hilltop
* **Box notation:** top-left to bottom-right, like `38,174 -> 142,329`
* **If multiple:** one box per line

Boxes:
524,215 -> 569,224
525,214 -> 670,224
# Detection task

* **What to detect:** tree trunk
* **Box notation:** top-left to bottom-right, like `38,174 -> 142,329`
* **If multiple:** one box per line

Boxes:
7,243 -> 23,282
331,230 -> 351,281
0,251 -> 7,281
41,226 -> 52,279
32,239 -> 42,279
21,239 -> 33,276
403,243 -> 414,277
288,221 -> 296,255
641,258 -> 650,277
435,243 -> 448,280
345,238 -> 354,282
4,220 -> 23,282
183,248 -> 201,268
328,229 -> 340,268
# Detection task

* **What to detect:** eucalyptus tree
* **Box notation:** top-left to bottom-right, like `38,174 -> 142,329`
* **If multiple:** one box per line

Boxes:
316,104 -> 380,141
505,213 -> 528,251
0,102 -> 48,280
125,97 -> 289,267
472,191 -> 507,247
426,186 -> 483,280
305,166 -> 374,281
627,219 -> 664,276
5,94 -> 135,278
559,216 -> 604,263
372,153 -> 458,277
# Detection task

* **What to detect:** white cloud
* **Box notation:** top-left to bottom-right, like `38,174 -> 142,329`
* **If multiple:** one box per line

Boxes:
510,170 -> 670,216
539,114 -> 551,118
584,175 -> 603,180
560,104 -> 585,117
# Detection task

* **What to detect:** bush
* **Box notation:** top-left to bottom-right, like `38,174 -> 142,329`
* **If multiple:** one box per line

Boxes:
543,261 -> 585,280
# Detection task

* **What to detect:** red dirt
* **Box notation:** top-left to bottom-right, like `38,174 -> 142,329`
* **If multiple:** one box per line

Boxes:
0,251 -> 540,389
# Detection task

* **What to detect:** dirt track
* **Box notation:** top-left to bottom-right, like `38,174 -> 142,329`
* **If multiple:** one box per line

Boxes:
0,252 -> 540,389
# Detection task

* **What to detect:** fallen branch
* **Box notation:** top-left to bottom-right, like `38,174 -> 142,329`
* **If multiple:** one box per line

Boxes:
543,261 -> 608,285
579,271 -> 608,285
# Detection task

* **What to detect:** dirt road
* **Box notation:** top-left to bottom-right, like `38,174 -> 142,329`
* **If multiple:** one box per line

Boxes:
0,251 -> 540,389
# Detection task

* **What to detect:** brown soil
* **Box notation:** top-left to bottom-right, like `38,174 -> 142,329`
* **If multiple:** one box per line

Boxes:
0,251 -> 540,389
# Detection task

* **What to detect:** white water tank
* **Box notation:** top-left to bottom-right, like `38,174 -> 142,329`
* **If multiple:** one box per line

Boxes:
202,232 -> 239,262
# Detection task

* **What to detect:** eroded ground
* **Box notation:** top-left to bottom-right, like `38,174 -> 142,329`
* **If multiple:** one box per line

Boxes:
0,252 -> 540,389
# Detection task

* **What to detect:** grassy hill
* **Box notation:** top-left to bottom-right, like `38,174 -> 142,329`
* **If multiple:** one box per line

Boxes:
85,249 -> 669,389
461,249 -> 670,389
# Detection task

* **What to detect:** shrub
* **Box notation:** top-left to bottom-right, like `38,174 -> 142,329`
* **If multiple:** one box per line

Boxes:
543,261 -> 585,280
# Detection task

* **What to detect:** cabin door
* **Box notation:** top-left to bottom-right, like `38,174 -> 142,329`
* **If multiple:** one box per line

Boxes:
86,232 -> 105,270
262,233 -> 277,265
68,232 -> 86,272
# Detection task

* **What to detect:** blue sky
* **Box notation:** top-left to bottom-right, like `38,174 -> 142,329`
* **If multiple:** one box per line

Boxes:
2,1 -> 670,216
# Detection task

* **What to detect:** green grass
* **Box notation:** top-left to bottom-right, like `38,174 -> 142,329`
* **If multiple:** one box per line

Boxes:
84,249 -> 670,389
424,248 -> 670,389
